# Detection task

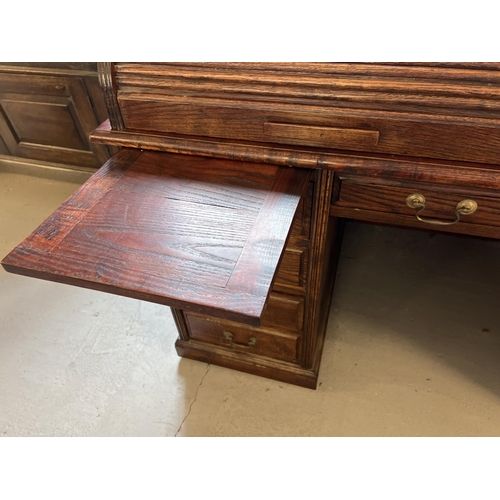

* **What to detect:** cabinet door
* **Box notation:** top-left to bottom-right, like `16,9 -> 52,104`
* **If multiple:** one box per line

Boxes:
1,149 -> 309,325
0,71 -> 110,168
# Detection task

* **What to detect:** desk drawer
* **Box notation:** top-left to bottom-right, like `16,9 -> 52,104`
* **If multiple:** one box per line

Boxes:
118,95 -> 500,165
274,247 -> 308,292
288,180 -> 313,243
332,176 -> 500,237
185,313 -> 301,363
261,293 -> 304,333
183,290 -> 304,363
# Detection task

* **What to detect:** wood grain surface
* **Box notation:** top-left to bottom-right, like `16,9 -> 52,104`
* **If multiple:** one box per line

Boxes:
2,149 -> 310,324
117,95 -> 500,164
93,62 -> 500,165
90,120 -> 500,178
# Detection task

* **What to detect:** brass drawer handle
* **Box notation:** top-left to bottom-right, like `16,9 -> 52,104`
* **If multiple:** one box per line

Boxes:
223,331 -> 257,347
406,194 -> 478,226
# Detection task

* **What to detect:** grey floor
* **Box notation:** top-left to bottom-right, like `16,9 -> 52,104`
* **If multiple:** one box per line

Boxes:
1,165 -> 500,436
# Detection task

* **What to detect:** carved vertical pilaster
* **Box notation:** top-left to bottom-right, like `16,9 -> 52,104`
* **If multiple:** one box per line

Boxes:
97,62 -> 124,130
302,168 -> 337,370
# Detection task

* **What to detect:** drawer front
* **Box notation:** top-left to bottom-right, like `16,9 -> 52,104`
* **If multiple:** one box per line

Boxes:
185,314 -> 300,363
288,180 -> 313,244
274,247 -> 308,292
261,293 -> 304,334
332,176 -> 500,236
118,96 -> 500,165
272,180 -> 313,294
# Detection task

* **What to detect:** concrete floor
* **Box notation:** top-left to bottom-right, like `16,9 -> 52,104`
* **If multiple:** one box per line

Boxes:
1,165 -> 500,436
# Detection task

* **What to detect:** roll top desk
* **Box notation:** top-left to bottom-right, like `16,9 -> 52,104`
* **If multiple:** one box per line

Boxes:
3,63 -> 500,389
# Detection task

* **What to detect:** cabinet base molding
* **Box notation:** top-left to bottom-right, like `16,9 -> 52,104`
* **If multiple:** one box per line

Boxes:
175,339 -> 319,389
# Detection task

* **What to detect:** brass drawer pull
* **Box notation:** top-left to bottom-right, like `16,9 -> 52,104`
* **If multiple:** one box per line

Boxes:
406,194 -> 478,226
223,331 -> 257,347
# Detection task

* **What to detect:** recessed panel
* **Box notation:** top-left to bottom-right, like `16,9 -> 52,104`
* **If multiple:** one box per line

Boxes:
0,134 -> 9,155
2,99 -> 87,150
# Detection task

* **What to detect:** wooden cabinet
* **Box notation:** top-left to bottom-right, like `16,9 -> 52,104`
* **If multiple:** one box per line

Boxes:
0,63 -> 111,170
3,63 -> 500,389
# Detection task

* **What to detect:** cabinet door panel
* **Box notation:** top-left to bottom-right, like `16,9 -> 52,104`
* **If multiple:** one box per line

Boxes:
0,71 -> 110,168
2,99 -> 87,150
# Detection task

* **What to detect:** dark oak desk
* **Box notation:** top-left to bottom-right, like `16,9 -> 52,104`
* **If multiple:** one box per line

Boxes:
3,63 -> 500,389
